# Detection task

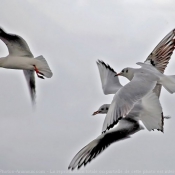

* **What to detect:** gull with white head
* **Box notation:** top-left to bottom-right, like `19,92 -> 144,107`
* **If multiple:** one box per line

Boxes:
0,27 -> 53,104
68,28 -> 175,170
102,61 -> 175,133
92,104 -> 110,115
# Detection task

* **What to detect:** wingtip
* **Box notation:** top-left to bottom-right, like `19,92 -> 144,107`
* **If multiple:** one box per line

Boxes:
161,112 -> 164,133
68,166 -> 75,171
96,60 -> 116,73
157,128 -> 164,133
102,117 -> 122,134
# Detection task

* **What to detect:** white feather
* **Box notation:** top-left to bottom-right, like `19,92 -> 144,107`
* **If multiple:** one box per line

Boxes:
139,92 -> 163,131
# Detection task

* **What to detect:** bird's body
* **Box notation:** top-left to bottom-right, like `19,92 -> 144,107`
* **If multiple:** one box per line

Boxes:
0,56 -> 35,70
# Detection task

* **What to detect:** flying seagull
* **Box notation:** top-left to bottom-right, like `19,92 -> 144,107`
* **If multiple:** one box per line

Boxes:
68,28 -> 175,170
0,27 -> 53,104
102,61 -> 175,133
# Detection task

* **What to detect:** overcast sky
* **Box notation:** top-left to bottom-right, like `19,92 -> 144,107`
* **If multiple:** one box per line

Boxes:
1,0 -> 175,175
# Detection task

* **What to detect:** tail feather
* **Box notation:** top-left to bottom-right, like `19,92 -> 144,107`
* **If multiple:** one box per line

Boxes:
35,55 -> 53,78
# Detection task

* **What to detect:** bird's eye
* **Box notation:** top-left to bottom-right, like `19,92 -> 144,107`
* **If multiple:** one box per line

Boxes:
101,108 -> 104,110
126,69 -> 128,73
106,108 -> 108,110
121,69 -> 124,73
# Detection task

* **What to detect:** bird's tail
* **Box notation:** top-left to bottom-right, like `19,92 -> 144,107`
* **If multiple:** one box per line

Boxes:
161,75 -> 175,94
35,55 -> 53,78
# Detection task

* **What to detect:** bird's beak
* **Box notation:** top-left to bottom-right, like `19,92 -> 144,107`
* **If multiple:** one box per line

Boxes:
92,111 -> 100,115
114,73 -> 121,77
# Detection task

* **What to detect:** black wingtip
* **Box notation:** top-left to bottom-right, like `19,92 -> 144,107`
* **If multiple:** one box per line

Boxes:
38,75 -> 45,79
96,60 -> 116,73
102,117 -> 122,134
68,166 -> 74,171
161,112 -> 164,133
157,129 -> 164,133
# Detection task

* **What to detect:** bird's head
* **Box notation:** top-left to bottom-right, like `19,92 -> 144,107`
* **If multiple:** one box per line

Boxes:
115,67 -> 134,80
92,104 -> 110,115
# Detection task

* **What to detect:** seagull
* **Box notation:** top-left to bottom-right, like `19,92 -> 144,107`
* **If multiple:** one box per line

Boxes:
0,27 -> 53,104
68,28 -> 175,170
102,60 -> 175,133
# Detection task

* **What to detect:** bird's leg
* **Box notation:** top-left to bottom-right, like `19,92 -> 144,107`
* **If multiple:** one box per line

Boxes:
33,65 -> 45,79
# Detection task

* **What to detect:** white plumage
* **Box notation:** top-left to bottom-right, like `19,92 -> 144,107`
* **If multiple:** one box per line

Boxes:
0,27 -> 53,104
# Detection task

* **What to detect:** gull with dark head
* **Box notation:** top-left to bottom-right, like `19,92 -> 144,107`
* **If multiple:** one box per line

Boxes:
0,27 -> 53,104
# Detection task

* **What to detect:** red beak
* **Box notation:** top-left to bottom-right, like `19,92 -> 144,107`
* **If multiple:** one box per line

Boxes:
92,111 -> 100,115
114,73 -> 121,77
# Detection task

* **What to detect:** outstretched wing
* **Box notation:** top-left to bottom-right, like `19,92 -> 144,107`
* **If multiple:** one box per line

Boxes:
0,27 -> 33,57
138,92 -> 163,132
145,29 -> 175,74
102,72 -> 157,133
145,29 -> 175,97
97,60 -> 122,95
68,118 -> 142,170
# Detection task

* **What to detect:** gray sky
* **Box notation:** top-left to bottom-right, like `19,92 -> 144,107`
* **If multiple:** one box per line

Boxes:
1,0 -> 175,174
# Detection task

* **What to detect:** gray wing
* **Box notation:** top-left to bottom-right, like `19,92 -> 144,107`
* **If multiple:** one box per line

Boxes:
144,29 -> 175,97
97,60 -> 123,95
145,29 -> 175,73
102,72 -> 157,133
23,70 -> 36,104
68,118 -> 142,170
0,27 -> 33,57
